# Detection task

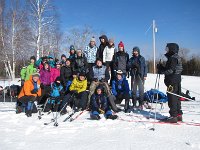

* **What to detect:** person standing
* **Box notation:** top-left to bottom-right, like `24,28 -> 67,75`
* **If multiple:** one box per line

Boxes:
113,41 -> 129,78
84,37 -> 98,68
128,47 -> 147,110
97,35 -> 109,60
157,43 -> 183,123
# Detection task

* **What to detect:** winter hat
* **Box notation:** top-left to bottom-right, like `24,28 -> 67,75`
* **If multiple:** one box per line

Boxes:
30,56 -> 36,61
61,54 -> 66,59
70,45 -> 75,51
118,41 -> 124,49
109,38 -> 114,43
166,43 -> 179,54
79,72 -> 86,77
90,37 -> 96,42
32,72 -> 40,77
48,55 -> 54,59
132,46 -> 140,54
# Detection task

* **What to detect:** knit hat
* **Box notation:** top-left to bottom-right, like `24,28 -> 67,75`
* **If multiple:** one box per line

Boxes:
109,38 -> 114,43
90,37 -> 96,42
48,55 -> 54,59
132,46 -> 140,54
61,54 -> 66,58
70,45 -> 75,51
76,49 -> 82,53
30,56 -> 36,61
118,41 -> 124,49
32,72 -> 40,77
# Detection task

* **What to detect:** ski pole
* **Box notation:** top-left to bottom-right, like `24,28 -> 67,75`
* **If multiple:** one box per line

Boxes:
166,91 -> 197,101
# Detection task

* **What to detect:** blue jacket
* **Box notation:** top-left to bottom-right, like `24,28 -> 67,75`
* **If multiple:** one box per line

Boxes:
91,93 -> 110,112
50,83 -> 63,98
128,55 -> 147,78
112,78 -> 130,96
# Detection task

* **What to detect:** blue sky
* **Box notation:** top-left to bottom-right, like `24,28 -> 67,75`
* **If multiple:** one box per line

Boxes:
54,0 -> 200,59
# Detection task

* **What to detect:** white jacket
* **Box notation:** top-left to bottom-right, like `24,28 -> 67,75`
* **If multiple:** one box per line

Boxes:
103,46 -> 116,62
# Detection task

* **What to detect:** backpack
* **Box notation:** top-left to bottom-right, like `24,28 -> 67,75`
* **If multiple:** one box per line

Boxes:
144,89 -> 168,103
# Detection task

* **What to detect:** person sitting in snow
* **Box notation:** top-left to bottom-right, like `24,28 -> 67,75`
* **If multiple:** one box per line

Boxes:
44,77 -> 64,112
17,72 -> 42,117
112,70 -> 130,113
60,72 -> 88,115
90,85 -> 118,120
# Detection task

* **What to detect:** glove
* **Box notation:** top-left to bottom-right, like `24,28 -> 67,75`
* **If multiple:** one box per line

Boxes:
100,78 -> 105,82
31,89 -> 38,94
93,78 -> 98,82
156,64 -> 164,74
99,108 -> 105,114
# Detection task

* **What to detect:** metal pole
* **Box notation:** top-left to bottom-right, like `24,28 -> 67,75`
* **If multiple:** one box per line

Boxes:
153,20 -> 156,74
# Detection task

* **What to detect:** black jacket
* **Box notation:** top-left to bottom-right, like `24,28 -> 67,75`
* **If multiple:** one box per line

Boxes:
74,56 -> 88,73
113,51 -> 129,73
60,65 -> 73,85
97,35 -> 109,60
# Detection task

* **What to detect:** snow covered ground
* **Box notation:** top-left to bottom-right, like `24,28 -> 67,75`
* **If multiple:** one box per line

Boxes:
0,74 -> 200,150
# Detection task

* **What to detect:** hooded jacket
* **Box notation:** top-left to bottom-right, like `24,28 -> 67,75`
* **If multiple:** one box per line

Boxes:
39,69 -> 51,86
18,76 -> 42,99
97,35 -> 109,60
50,68 -> 60,83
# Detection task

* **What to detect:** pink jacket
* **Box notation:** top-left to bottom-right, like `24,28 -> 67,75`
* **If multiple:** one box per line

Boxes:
51,68 -> 60,83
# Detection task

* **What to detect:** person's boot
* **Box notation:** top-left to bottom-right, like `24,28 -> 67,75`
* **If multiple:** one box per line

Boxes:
106,114 -> 118,120
162,116 -> 178,123
26,110 -> 32,117
91,114 -> 101,120
177,114 -> 183,122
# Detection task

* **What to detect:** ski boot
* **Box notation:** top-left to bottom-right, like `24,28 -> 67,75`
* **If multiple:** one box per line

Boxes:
91,114 -> 101,120
106,114 -> 118,120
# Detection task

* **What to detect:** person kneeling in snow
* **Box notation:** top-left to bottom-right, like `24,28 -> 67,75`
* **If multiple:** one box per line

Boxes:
60,72 -> 88,115
44,77 -> 64,112
17,72 -> 42,117
90,86 -> 118,120
112,70 -> 130,113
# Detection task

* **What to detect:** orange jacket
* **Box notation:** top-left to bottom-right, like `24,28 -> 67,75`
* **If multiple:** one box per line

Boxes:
18,76 -> 42,99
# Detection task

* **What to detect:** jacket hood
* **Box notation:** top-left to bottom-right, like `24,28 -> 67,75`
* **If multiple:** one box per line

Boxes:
166,43 -> 179,54
99,35 -> 108,43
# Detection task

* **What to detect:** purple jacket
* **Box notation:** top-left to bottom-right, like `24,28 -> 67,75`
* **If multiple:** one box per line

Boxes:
40,69 -> 51,86
51,68 -> 60,83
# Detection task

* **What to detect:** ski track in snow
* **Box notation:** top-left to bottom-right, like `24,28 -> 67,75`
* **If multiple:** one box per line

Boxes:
0,74 -> 200,150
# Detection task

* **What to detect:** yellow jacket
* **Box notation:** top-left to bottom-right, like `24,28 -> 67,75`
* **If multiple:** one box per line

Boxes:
69,77 -> 87,93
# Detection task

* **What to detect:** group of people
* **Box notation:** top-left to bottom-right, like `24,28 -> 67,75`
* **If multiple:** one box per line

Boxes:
17,35 -> 183,123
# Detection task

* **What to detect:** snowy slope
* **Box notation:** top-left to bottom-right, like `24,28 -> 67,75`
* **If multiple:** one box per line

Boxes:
0,74 -> 200,150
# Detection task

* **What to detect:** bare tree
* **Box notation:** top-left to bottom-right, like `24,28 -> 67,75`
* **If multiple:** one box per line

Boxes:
28,0 -> 56,60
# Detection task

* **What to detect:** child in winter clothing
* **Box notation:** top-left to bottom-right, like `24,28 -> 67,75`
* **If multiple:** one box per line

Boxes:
84,37 -> 98,68
39,62 -> 52,104
25,56 -> 37,81
90,85 -> 118,120
44,77 -> 64,112
60,72 -> 88,114
112,70 -> 130,113
17,73 -> 42,117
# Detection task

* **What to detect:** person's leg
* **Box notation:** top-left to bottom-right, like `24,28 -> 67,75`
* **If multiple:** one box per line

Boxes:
138,78 -> 144,107
78,91 -> 88,110
107,95 -> 120,112
102,82 -> 111,96
132,77 -> 138,107
60,93 -> 72,113
90,110 -> 101,120
88,81 -> 98,103
123,94 -> 130,112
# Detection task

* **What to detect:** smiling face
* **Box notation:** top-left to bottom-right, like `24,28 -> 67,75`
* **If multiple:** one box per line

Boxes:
90,41 -> 95,47
79,75 -> 85,81
117,74 -> 122,80
32,76 -> 39,82
44,63 -> 49,70
118,46 -> 124,51
97,89 -> 102,95
100,38 -> 105,43
96,60 -> 102,67
66,60 -> 71,66
133,50 -> 139,57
